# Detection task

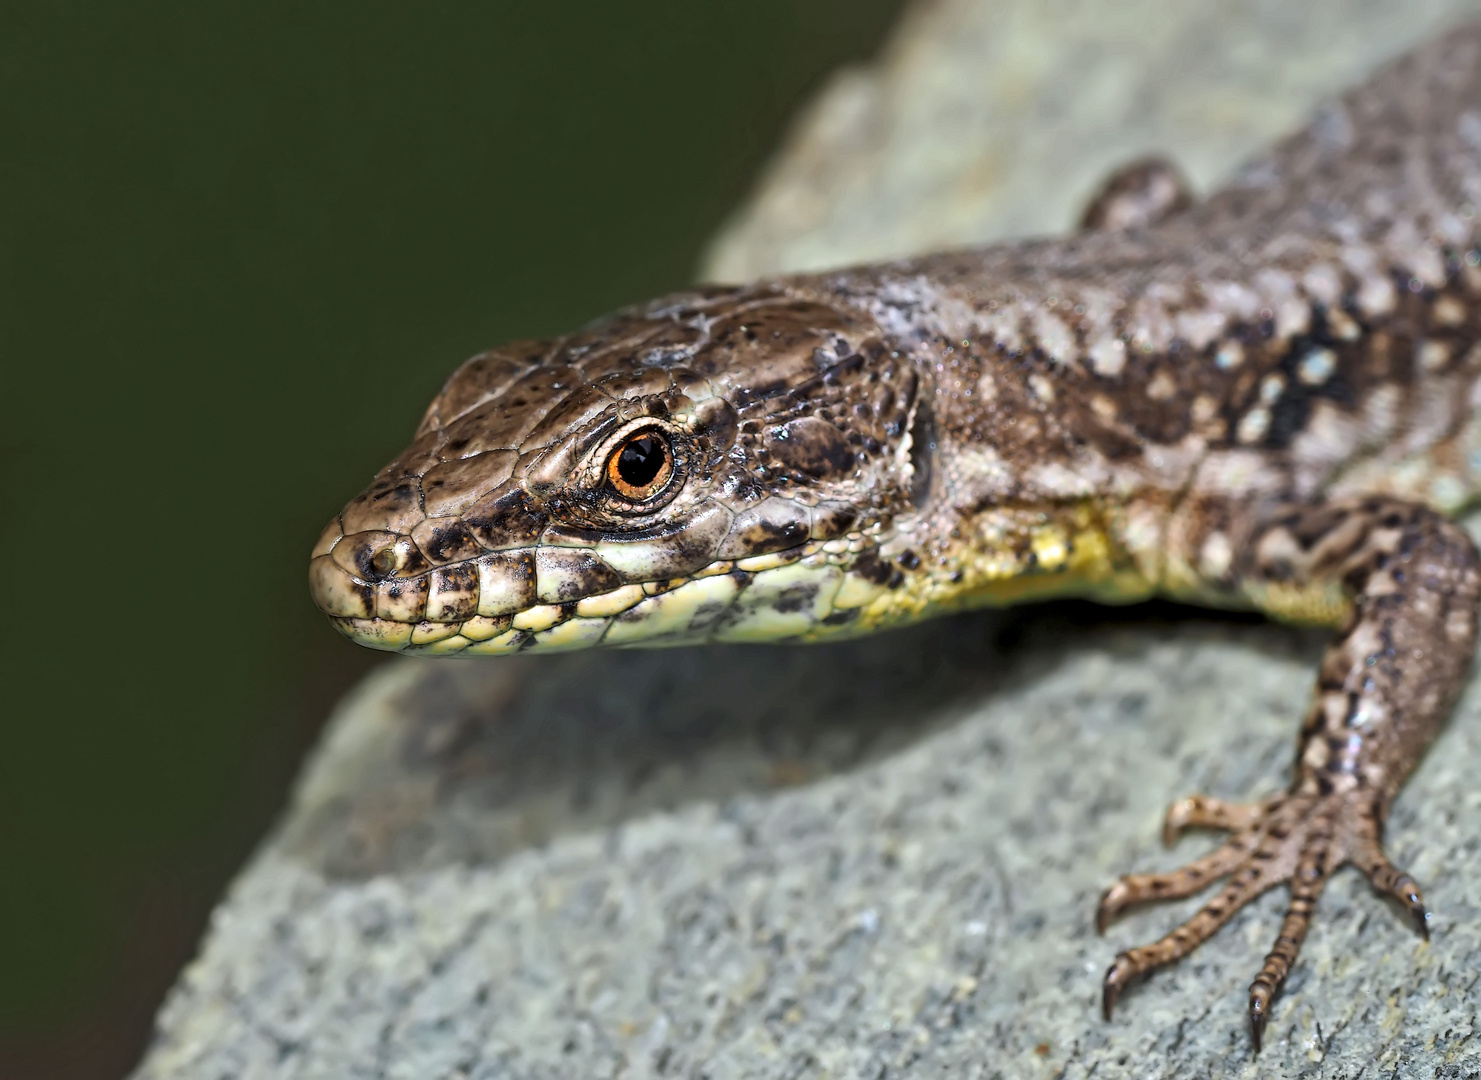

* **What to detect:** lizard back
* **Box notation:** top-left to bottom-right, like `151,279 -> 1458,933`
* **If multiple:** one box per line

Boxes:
309,22 -> 1481,654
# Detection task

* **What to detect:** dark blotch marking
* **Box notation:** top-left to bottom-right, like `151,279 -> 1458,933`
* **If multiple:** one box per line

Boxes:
735,516 -> 810,553
382,576 -> 431,607
463,488 -> 548,550
690,398 -> 739,458
763,417 -> 855,478
371,483 -> 418,508
431,563 -> 480,620
356,543 -> 388,581
853,550 -> 892,586
687,600 -> 734,634
483,550 -> 535,587
810,503 -> 858,541
1265,380 -> 1316,447
772,584 -> 819,614
1259,307 -> 1368,449
419,521 -> 482,563
539,549 -> 623,602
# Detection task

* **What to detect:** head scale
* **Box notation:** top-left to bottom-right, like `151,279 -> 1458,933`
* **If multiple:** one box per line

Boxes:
308,286 -> 931,655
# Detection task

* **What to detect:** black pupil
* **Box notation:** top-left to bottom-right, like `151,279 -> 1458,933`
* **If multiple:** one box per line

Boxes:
617,434 -> 666,488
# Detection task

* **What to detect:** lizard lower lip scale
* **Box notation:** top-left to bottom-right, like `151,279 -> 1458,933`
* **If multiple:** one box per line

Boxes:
310,24 -> 1481,1053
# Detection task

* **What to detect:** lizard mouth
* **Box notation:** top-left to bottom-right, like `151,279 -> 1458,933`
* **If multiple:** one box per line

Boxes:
309,527 -> 899,656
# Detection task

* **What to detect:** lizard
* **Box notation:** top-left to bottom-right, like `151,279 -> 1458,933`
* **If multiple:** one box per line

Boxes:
308,23 -> 1481,1051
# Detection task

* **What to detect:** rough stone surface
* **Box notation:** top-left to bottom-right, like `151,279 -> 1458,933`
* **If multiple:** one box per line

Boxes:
136,1 -> 1481,1077
703,0 -> 1481,281
136,608 -> 1481,1078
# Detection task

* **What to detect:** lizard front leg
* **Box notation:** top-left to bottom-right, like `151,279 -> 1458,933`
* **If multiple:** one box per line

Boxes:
1099,495 -> 1480,1050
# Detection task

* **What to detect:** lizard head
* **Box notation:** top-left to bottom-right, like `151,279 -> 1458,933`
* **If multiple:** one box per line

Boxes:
309,286 -> 934,655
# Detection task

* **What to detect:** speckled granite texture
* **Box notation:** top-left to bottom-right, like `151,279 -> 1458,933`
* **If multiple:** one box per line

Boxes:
134,1 -> 1481,1076
703,0 -> 1481,282
137,609 -> 1481,1077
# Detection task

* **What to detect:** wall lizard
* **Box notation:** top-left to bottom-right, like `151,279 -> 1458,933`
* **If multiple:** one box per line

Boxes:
309,23 -> 1481,1051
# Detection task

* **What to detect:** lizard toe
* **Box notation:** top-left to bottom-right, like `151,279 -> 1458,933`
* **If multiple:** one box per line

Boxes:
1099,789 -> 1432,1051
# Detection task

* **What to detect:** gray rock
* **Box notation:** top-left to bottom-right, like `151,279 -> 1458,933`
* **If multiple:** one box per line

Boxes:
135,1 -> 1481,1077
135,610 -> 1481,1078
703,0 -> 1481,281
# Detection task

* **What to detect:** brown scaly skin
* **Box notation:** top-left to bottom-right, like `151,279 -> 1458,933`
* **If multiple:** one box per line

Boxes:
310,25 -> 1481,1051
1097,494 -> 1478,1049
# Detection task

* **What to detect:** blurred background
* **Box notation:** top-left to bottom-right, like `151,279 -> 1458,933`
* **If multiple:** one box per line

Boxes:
0,4 -> 905,1075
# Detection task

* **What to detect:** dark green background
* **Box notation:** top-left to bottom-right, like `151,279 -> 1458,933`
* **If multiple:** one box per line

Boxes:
0,4 -> 903,1075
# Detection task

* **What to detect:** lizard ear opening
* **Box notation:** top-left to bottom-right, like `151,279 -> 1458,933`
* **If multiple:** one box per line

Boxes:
908,396 -> 936,508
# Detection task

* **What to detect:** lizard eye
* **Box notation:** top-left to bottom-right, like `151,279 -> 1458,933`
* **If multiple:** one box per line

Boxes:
605,428 -> 674,501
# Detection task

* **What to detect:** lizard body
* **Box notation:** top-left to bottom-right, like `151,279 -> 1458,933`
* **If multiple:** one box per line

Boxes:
309,25 -> 1481,1049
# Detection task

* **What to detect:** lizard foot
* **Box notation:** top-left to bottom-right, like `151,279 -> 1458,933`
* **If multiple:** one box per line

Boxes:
1097,789 -> 1429,1051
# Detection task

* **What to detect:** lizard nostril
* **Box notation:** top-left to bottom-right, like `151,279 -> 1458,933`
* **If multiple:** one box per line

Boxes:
369,545 -> 402,579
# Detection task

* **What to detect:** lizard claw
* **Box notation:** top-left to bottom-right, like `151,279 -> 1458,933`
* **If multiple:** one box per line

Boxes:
1354,831 -> 1431,941
1096,793 -> 1268,933
1098,787 -> 1428,1052
1249,991 -> 1268,1054
1101,957 -> 1129,1021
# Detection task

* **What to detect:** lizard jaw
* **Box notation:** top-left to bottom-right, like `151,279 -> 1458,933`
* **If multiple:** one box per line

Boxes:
312,536 -> 916,657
